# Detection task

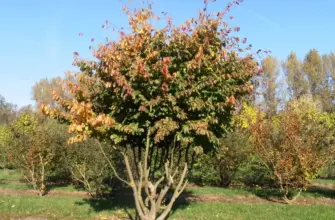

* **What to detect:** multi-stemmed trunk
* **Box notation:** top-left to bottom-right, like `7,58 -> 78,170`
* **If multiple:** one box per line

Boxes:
99,130 -> 188,220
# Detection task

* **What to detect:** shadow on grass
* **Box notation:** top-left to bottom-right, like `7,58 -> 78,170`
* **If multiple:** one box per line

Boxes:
245,185 -> 335,202
74,187 -> 192,220
306,186 -> 335,199
245,187 -> 284,203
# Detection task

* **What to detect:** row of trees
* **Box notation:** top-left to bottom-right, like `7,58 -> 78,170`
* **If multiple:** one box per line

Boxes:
259,50 -> 335,115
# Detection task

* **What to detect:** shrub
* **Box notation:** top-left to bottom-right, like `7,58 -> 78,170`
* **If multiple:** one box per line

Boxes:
192,129 -> 250,187
66,139 -> 117,197
250,98 -> 335,203
8,114 -> 66,196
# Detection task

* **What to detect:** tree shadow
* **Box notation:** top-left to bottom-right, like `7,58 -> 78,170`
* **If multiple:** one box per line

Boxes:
74,187 -> 193,220
45,182 -> 85,194
245,184 -> 335,203
245,187 -> 282,202
75,190 -> 136,219
306,185 -> 335,199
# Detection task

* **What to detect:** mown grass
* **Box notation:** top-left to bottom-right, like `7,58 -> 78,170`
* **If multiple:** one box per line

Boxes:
0,169 -> 334,219
186,185 -> 335,200
0,169 -> 23,182
0,194 -> 334,220
0,194 -> 123,219
313,178 -> 335,186
0,169 -> 85,192
170,202 -> 335,220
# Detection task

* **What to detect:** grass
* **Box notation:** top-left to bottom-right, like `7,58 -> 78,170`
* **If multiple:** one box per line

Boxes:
185,186 -> 251,196
186,184 -> 335,200
170,202 -> 335,220
0,195 -> 334,220
0,169 -> 24,182
0,194 -> 124,219
0,169 -> 334,219
0,183 -> 32,190
0,169 -> 85,192
313,178 -> 335,186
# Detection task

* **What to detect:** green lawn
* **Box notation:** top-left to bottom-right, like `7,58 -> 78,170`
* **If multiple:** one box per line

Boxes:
313,178 -> 335,186
0,169 -> 23,182
185,185 -> 335,200
170,202 -> 335,220
0,169 -> 334,219
0,194 -> 334,220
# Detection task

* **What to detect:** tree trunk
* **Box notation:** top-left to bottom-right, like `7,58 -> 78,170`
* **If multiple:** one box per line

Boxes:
98,130 -> 188,220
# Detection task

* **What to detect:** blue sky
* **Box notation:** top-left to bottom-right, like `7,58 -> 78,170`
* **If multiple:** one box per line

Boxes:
1,0 -> 334,107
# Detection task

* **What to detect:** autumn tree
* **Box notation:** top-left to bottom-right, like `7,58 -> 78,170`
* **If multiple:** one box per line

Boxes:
261,56 -> 280,117
250,97 -> 335,203
282,52 -> 309,99
42,1 -> 259,219
8,113 -> 67,196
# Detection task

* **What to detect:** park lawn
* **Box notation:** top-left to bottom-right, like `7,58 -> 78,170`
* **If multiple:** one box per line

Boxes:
170,202 -> 335,220
0,169 -> 23,182
0,194 -> 334,220
186,185 -> 335,199
313,178 -> 335,186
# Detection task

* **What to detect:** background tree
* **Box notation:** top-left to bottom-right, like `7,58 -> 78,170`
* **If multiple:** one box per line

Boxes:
302,49 -> 328,109
261,56 -> 280,117
282,52 -> 309,99
32,73 -> 74,108
321,52 -> 335,112
0,95 -> 16,125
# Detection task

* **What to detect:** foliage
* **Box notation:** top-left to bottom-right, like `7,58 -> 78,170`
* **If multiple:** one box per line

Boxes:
238,155 -> 274,186
192,128 -> 250,187
0,95 -> 16,125
282,52 -> 309,99
66,139 -> 116,197
249,97 -> 335,203
234,102 -> 264,129
8,113 -> 67,196
302,49 -> 326,100
261,56 -> 280,117
40,0 -> 260,218
42,3 -> 258,155
0,125 -> 14,168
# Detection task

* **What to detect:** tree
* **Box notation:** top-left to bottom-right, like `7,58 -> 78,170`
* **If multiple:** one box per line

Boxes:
42,1 -> 259,219
9,113 -> 66,196
282,52 -> 309,99
321,52 -> 335,112
250,97 -> 335,203
0,95 -> 16,125
32,74 -> 74,108
0,124 -> 14,168
303,49 -> 325,98
261,56 -> 280,117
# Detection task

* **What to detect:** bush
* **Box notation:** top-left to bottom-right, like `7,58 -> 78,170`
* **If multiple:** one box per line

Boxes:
191,129 -> 250,187
8,114 -> 67,196
65,139 -> 117,197
249,97 -> 335,203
